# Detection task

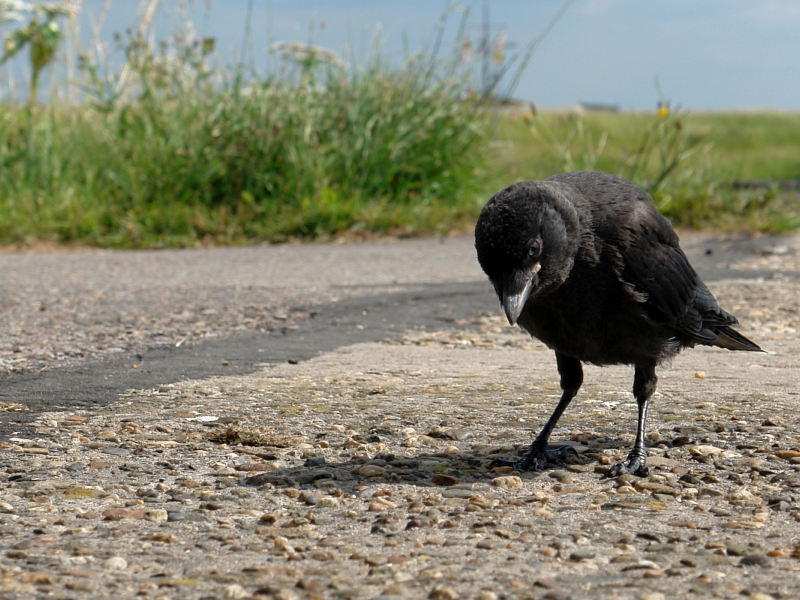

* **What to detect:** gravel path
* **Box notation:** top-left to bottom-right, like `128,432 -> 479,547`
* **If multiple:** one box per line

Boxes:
0,233 -> 798,600
0,240 -> 483,376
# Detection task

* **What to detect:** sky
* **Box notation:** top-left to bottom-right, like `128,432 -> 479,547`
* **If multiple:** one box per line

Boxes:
9,0 -> 800,110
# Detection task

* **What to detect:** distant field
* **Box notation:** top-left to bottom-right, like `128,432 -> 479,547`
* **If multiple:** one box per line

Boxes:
487,110 -> 800,232
0,2 -> 797,248
0,103 -> 798,249
490,110 -> 800,183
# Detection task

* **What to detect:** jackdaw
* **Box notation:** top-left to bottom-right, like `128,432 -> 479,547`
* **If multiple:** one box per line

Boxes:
474,171 -> 761,477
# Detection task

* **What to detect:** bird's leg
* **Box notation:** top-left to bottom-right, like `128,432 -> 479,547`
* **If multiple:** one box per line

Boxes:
516,354 -> 582,471
606,363 -> 657,478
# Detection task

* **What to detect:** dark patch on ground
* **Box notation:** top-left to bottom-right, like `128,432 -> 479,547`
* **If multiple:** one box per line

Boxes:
0,232 -> 793,440
0,282 -> 495,438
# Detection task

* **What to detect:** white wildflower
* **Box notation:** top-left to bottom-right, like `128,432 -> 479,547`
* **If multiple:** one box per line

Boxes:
268,41 -> 345,68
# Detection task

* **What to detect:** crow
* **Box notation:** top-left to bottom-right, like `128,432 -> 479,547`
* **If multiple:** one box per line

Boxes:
474,171 -> 762,477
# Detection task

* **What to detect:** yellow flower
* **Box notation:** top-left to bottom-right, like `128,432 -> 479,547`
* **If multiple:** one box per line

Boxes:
658,105 -> 669,118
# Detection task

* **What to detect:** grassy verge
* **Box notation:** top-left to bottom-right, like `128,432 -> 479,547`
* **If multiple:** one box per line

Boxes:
490,109 -> 800,232
0,2 -> 505,248
0,3 -> 798,247
0,52 -> 492,248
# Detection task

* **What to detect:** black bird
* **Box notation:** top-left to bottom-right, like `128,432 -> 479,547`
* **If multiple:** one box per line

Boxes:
474,171 -> 762,477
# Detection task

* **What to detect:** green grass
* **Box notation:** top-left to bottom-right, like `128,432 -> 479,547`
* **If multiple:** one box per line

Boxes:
493,110 -> 800,182
489,109 -> 800,232
0,50 -> 492,248
0,4 -> 798,248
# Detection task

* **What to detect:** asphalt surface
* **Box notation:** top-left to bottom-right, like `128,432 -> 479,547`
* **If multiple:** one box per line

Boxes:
0,231 -> 797,440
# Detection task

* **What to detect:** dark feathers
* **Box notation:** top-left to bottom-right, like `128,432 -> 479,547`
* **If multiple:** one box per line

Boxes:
474,171 -> 761,475
475,171 -> 760,361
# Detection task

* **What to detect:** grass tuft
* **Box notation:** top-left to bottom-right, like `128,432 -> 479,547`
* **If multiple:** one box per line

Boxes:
492,108 -> 800,232
0,3 -> 798,246
0,5 -> 496,248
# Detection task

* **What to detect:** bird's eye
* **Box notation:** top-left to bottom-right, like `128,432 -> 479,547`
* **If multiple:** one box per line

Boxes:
529,240 -> 542,257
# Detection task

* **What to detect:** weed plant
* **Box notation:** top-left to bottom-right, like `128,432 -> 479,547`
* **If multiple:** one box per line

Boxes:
0,2 -> 798,247
0,3 -> 500,247
495,108 -> 800,232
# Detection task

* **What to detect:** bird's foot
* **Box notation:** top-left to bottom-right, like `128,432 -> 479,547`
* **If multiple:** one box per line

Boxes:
512,443 -> 577,471
605,449 -> 649,478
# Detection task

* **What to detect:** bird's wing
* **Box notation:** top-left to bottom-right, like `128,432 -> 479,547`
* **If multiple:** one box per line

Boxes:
545,172 -> 739,341
614,204 -> 736,340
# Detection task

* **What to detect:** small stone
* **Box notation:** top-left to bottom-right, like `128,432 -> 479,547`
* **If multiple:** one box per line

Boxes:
442,489 -> 474,499
143,533 -> 177,543
14,535 -> 56,549
750,594 -> 776,600
690,445 -> 724,456
694,371 -> 706,378
354,465 -> 388,477
542,591 -> 572,600
0,501 -> 14,513
739,554 -> 773,567
432,474 -> 459,486
315,497 -> 339,507
643,570 -> 664,579
406,517 -> 433,529
476,540 -> 505,550
224,583 -> 249,599
300,491 -> 322,505
477,593 -> 498,600
145,510 -> 169,522
491,475 -> 523,490
20,572 -> 53,584
384,584 -> 413,596
429,587 -> 459,600
297,576 -> 330,594
103,447 -> 130,456
549,470 -> 577,484
234,462 -> 272,472
103,557 -> 128,570
569,550 -> 596,561
680,555 -> 727,569
635,482 -> 676,495
103,508 -> 146,521
66,581 -> 95,592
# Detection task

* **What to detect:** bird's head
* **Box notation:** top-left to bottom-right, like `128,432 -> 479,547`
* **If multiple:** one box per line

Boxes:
474,180 -> 584,326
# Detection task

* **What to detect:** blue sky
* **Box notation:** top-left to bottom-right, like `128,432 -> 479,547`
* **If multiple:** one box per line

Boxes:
36,0 -> 800,110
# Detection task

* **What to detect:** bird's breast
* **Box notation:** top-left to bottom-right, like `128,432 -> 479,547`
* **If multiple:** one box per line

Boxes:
516,283 -> 681,366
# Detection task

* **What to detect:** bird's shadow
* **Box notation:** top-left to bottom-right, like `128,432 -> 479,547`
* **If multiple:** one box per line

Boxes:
235,442 -> 609,499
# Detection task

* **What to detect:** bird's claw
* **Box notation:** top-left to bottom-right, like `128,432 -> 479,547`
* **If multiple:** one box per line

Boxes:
605,451 -> 649,478
514,444 -> 578,471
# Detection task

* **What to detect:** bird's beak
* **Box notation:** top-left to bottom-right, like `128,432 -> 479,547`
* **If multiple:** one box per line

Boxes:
502,264 -> 540,325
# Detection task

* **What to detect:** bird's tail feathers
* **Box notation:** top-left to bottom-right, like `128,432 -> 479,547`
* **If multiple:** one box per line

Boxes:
711,326 -> 763,352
